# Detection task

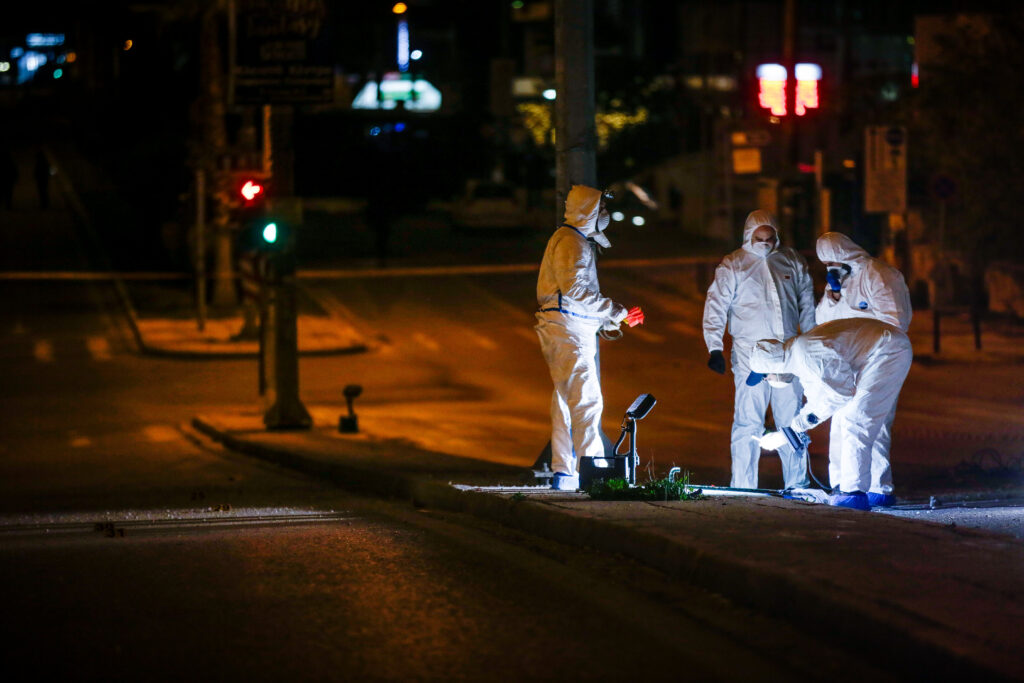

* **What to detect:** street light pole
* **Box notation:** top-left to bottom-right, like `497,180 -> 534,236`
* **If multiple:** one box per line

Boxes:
554,0 -> 597,212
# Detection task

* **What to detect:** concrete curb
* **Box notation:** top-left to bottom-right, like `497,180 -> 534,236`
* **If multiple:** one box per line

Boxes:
192,415 -> 1019,680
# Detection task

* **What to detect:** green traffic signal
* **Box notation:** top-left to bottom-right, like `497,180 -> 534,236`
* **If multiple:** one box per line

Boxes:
262,222 -> 278,244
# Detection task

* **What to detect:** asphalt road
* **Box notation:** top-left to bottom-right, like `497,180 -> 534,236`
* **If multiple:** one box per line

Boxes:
1,480 -> 897,682
0,280 -> 895,680
0,215 -> 897,681
292,264 -> 1024,500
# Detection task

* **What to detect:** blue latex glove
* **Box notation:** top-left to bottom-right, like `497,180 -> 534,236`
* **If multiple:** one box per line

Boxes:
826,269 -> 843,292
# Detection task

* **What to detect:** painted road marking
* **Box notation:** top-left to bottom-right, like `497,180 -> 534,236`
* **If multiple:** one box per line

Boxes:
142,425 -> 182,443
626,326 -> 664,344
668,321 -> 702,338
514,327 -> 539,344
0,257 -> 720,282
298,256 -> 719,280
663,415 -> 730,433
412,332 -> 440,353
464,330 -> 498,350
33,340 -> 54,363
86,336 -> 113,361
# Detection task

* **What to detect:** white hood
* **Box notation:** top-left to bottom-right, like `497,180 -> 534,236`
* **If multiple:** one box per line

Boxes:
563,185 -> 610,247
749,338 -> 788,374
816,232 -> 870,270
741,209 -> 780,256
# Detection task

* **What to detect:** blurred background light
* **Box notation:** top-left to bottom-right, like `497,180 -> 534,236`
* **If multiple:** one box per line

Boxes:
26,33 -> 65,47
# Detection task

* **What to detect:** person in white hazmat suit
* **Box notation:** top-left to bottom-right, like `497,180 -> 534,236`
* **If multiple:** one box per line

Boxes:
536,185 -> 645,491
815,232 -> 912,506
748,317 -> 913,511
703,209 -> 816,490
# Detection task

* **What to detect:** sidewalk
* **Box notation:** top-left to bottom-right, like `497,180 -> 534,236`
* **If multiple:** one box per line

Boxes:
133,313 -> 367,359
193,410 -> 1024,681
119,276 -> 370,358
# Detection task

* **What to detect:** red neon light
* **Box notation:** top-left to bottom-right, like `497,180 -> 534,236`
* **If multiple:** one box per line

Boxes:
758,79 -> 786,116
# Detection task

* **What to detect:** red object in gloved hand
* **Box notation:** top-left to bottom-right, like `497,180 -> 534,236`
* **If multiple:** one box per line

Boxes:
625,306 -> 645,327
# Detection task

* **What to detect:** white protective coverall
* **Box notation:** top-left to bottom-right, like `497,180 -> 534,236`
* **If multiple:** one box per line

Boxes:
536,185 -> 627,476
815,232 -> 912,495
749,318 -> 913,494
703,210 -> 816,489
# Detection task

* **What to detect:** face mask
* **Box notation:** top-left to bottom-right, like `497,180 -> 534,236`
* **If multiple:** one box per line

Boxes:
752,241 -> 772,256
826,266 -> 849,291
591,209 -> 612,248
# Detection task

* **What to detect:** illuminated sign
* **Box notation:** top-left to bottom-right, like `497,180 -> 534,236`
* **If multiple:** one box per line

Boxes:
352,76 -> 442,112
757,64 -> 787,115
794,63 -> 821,115
26,33 -> 65,47
756,63 -> 821,117
397,20 -> 409,72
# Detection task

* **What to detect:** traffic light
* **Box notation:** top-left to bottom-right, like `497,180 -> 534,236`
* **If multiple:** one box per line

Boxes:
261,222 -> 278,245
240,179 -> 264,202
233,174 -> 283,254
248,216 -> 291,255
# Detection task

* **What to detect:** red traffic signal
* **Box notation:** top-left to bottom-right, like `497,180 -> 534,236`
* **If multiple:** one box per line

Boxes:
240,179 -> 264,203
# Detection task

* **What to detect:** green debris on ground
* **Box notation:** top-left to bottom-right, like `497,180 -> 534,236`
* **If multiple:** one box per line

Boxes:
585,474 -> 706,502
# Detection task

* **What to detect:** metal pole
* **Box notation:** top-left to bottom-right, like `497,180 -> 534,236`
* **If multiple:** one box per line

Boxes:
814,148 -> 824,236
262,104 -> 310,430
971,305 -> 982,351
227,0 -> 236,109
781,0 -> 797,238
195,169 -> 207,332
722,122 -> 734,239
262,253 -> 311,430
938,199 -> 946,255
262,105 -> 272,175
554,0 -> 596,212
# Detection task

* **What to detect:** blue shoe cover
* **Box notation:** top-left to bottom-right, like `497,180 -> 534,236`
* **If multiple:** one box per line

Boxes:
551,472 -> 579,491
828,491 -> 871,511
867,492 -> 897,507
